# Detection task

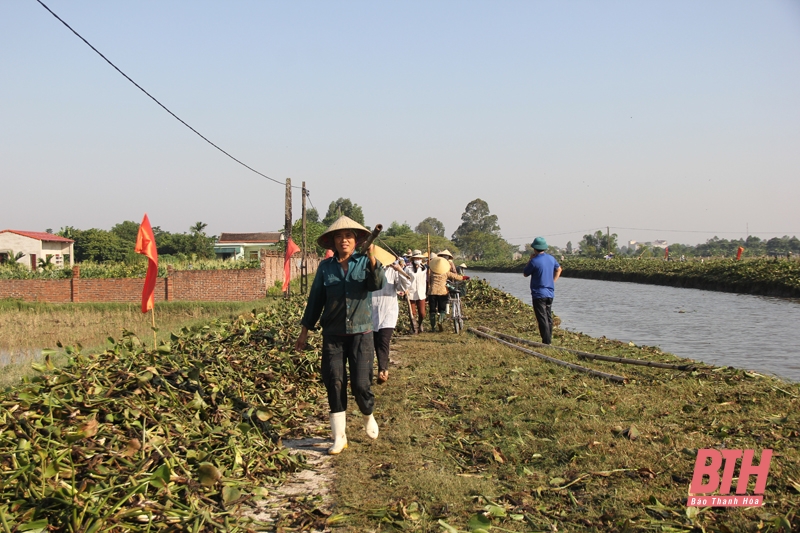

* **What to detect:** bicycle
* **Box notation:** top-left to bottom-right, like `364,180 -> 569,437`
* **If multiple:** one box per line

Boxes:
447,280 -> 466,334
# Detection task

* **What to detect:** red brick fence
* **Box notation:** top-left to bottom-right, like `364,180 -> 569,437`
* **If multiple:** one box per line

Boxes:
0,253 -> 320,303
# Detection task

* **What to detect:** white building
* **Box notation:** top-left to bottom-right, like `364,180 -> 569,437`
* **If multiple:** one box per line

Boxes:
0,230 -> 75,269
214,232 -> 282,260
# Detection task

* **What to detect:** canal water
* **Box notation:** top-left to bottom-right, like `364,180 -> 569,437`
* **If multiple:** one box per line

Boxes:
474,272 -> 800,383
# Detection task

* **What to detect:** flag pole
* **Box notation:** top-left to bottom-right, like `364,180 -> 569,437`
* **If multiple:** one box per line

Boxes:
151,307 -> 157,349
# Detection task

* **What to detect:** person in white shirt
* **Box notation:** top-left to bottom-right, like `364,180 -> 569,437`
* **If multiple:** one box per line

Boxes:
405,250 -> 428,333
372,258 -> 413,383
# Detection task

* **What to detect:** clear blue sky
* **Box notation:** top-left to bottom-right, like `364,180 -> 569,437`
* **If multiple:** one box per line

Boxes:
2,0 -> 799,248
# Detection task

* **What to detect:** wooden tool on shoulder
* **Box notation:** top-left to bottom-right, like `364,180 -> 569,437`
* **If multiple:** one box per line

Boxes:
359,224 -> 383,253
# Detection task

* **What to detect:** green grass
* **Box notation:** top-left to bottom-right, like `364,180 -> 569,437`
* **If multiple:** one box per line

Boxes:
327,281 -> 800,532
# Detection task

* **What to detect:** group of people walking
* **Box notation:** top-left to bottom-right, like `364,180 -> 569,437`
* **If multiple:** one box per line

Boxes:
400,248 -> 468,333
294,215 -> 562,455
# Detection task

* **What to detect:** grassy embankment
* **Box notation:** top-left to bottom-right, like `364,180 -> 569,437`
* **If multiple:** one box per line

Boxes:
470,257 -> 800,298
328,280 -> 799,532
1,280 -> 798,531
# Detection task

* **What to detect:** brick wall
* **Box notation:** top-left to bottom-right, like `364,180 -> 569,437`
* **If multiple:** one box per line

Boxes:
0,279 -> 72,303
0,253 -> 321,304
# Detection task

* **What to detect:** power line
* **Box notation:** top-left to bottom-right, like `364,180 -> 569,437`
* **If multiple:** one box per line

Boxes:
35,0 -> 302,190
610,226 -> 797,235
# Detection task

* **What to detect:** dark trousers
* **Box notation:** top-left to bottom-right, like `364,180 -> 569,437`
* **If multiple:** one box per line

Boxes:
373,328 -> 393,372
429,294 -> 448,315
321,333 -> 375,415
532,297 -> 554,344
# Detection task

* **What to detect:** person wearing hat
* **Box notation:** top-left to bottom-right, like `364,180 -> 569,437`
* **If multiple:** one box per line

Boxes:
406,250 -> 428,332
295,216 -> 386,454
437,249 -> 458,273
370,247 -> 413,384
427,256 -> 468,332
523,237 -> 562,345
456,263 -> 468,276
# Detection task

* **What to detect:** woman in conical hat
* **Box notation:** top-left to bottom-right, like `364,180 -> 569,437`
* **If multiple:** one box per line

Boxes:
295,215 -> 386,454
427,256 -> 468,332
437,249 -> 457,273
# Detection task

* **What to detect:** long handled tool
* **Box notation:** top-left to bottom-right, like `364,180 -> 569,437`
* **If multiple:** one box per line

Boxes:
476,327 -> 695,371
469,327 -> 628,383
359,224 -> 383,253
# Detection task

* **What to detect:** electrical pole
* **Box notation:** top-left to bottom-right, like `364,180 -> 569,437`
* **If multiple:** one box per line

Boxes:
607,226 -> 611,256
284,178 -> 292,298
301,182 -> 308,294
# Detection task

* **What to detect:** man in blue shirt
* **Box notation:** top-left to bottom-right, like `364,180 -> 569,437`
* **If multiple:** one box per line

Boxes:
522,237 -> 562,344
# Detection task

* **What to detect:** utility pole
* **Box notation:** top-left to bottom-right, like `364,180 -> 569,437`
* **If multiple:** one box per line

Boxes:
301,182 -> 308,294
607,226 -> 611,256
284,178 -> 292,298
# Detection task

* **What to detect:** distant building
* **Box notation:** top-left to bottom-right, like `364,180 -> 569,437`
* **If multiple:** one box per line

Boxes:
214,232 -> 282,260
0,230 -> 74,269
652,240 -> 668,249
628,240 -> 639,249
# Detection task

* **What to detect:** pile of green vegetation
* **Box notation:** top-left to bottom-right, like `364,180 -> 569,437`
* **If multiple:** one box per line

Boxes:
0,298 -> 329,531
470,257 -> 800,298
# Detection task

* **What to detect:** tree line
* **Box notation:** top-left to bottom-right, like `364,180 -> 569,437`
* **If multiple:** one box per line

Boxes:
294,197 -> 517,261
575,231 -> 800,259
36,196 -> 518,265
55,222 -> 216,263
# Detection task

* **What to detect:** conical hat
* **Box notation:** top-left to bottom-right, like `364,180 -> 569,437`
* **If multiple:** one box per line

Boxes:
438,249 -> 454,259
411,249 -> 425,259
458,263 -> 467,269
317,216 -> 371,250
430,257 -> 451,274
372,245 -> 396,266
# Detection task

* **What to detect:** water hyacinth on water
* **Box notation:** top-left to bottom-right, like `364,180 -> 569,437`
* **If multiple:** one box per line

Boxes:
0,297 -> 326,531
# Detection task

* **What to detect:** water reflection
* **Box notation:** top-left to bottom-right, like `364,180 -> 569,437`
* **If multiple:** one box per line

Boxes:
475,272 -> 800,383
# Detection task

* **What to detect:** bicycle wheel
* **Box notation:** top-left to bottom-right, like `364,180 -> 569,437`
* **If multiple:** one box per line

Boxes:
453,297 -> 463,334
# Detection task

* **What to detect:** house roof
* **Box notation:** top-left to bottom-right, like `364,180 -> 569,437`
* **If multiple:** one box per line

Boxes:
217,232 -> 281,244
0,229 -> 74,243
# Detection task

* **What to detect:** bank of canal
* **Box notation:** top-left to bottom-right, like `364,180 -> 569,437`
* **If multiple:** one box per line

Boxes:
475,272 -> 800,382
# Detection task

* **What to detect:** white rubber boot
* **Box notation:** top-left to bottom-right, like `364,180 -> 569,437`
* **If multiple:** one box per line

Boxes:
363,413 -> 379,439
328,412 -> 348,455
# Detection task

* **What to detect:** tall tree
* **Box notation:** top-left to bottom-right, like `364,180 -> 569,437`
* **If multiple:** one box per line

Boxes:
452,199 -> 500,241
452,199 -> 514,260
384,221 -> 413,237
566,241 -> 573,254
578,230 -> 618,257
111,221 -> 140,245
322,198 -> 365,226
415,217 -> 445,237
306,207 -> 320,224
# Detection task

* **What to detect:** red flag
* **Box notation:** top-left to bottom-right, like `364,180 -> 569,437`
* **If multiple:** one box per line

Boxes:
736,246 -> 744,261
664,246 -> 669,259
282,237 -> 301,292
134,214 -> 158,313
324,249 -> 334,259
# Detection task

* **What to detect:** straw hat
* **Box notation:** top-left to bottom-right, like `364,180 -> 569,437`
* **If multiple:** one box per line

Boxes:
411,249 -> 425,259
317,216 -> 371,250
371,245 -> 396,266
430,257 -> 451,274
438,249 -> 454,259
